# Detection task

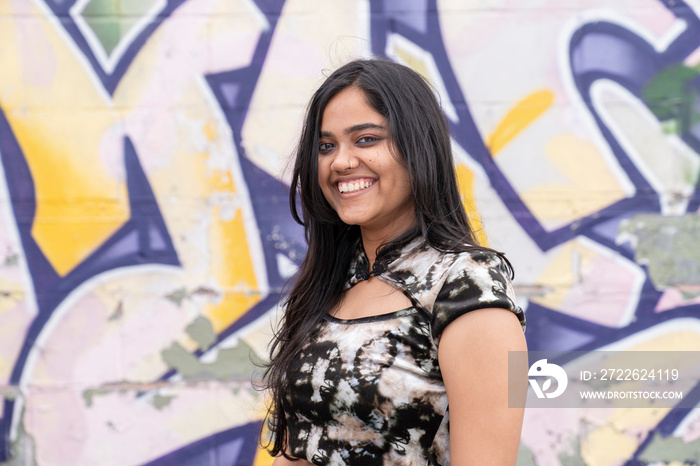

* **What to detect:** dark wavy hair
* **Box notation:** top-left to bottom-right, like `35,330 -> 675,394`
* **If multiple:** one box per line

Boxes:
261,58 -> 509,457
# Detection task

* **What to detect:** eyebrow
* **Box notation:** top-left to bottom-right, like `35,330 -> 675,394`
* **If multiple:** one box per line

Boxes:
319,122 -> 386,138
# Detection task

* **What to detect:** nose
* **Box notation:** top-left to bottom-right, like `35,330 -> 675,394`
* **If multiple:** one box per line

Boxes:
329,145 -> 356,172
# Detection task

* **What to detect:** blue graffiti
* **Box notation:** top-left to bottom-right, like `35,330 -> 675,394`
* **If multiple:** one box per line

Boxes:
371,0 -> 700,463
0,117 -> 179,460
1,0 -> 699,464
41,0 -> 189,96
0,0 -> 296,461
141,421 -> 261,466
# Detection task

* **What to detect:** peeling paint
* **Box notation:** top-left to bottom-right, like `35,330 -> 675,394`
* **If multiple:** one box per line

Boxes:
638,432 -> 700,463
82,388 -> 114,407
618,214 -> 700,297
4,408 -> 37,466
185,316 -> 217,351
3,253 -> 18,267
164,287 -> 188,307
516,443 -> 537,466
107,300 -> 123,321
160,340 -> 258,381
643,64 -> 700,135
190,286 -> 220,299
81,383 -> 187,409
557,436 -> 586,466
164,286 -> 220,308
0,386 -> 21,401
150,393 -> 175,410
1,0 -> 700,463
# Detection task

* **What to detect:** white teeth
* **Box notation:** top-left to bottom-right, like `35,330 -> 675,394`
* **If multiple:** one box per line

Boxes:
338,180 -> 373,193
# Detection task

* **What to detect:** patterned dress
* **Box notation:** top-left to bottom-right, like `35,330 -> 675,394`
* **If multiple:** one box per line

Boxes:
283,238 -> 526,465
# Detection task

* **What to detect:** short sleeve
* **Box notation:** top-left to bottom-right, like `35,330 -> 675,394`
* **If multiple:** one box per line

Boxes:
430,251 -> 526,342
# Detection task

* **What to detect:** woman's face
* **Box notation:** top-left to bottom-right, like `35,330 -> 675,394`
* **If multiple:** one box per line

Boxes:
317,86 -> 415,240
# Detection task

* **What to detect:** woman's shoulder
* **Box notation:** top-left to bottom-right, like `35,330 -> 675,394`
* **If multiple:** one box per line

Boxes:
389,239 -> 507,279
384,239 -> 524,322
381,240 -> 486,307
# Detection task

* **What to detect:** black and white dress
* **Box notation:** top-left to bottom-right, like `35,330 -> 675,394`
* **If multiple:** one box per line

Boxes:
283,238 -> 526,465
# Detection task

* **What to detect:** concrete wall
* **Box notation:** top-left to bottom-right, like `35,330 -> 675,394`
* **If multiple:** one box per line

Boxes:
0,0 -> 699,464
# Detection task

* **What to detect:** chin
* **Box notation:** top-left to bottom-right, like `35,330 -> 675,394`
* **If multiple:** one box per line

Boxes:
335,210 -> 369,226
338,217 -> 363,227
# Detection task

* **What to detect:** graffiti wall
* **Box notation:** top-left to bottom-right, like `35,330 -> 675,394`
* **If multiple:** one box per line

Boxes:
0,0 -> 698,464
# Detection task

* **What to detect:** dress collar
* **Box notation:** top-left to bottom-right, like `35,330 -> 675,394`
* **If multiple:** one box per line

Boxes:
346,236 -> 424,287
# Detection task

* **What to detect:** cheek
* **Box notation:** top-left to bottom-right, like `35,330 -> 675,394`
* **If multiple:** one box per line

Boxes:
393,166 -> 411,189
317,159 -> 328,184
316,163 -> 334,200
320,184 -> 334,203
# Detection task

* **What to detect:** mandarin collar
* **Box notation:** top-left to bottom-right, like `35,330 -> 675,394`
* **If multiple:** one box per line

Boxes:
347,235 -> 423,286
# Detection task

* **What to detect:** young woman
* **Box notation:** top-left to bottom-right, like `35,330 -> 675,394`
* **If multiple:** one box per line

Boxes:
263,59 -> 527,465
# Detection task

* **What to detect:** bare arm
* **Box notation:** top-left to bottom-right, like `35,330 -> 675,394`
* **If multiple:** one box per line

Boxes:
438,307 -> 527,465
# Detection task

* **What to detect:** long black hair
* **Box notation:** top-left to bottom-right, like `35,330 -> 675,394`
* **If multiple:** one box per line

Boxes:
261,58 -> 509,457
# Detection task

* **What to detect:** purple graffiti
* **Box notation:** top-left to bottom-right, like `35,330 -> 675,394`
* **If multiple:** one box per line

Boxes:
1,0 -> 698,463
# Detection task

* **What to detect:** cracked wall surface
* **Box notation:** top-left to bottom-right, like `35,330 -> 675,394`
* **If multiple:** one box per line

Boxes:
0,0 -> 699,465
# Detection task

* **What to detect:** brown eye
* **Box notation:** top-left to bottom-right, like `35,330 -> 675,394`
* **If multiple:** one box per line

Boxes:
357,136 -> 379,145
319,142 -> 334,153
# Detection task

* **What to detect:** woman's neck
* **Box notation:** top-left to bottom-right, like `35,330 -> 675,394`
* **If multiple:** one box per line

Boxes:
360,224 -> 416,269
359,207 -> 417,268
361,235 -> 382,269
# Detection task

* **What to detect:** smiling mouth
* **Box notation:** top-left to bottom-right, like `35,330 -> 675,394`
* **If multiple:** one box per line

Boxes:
337,179 -> 375,193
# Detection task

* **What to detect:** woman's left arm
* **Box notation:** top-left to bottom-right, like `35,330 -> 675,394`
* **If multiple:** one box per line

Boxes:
438,307 -> 527,465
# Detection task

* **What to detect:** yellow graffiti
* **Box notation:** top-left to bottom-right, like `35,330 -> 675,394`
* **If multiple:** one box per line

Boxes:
253,424 -> 275,466
18,118 -> 129,277
394,46 -> 431,81
581,331 -> 700,464
145,81 -> 260,333
0,2 -> 128,276
486,89 -> 554,156
253,451 -> 275,466
207,206 -> 259,332
521,133 -> 626,224
393,43 -> 490,247
455,163 -> 489,247
1,0 -> 261,332
530,241 -> 595,310
582,423 -> 639,465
